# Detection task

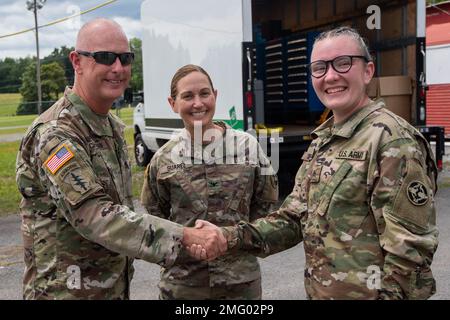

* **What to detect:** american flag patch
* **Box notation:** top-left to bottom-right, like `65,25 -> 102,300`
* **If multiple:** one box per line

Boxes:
45,144 -> 74,174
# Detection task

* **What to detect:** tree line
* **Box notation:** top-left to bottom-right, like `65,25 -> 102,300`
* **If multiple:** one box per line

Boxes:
0,38 -> 143,115
427,0 -> 448,4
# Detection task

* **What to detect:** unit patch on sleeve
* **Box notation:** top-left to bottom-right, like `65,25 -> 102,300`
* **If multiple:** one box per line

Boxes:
45,144 -> 74,174
407,181 -> 429,206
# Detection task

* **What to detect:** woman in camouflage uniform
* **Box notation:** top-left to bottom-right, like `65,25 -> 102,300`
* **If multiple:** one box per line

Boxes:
194,27 -> 439,300
140,64 -> 279,299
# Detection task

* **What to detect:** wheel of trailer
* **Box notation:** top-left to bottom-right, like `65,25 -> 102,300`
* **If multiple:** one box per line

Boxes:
134,133 -> 152,167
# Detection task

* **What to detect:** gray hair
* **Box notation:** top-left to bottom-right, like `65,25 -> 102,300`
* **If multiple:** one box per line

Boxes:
313,26 -> 372,61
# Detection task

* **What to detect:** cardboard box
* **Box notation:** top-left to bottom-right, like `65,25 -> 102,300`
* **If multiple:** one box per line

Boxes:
367,76 -> 412,122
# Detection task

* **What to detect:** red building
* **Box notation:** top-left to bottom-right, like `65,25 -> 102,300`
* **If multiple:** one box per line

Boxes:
426,1 -> 450,136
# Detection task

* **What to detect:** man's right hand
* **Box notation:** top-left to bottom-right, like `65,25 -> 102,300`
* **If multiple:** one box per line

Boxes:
182,219 -> 227,261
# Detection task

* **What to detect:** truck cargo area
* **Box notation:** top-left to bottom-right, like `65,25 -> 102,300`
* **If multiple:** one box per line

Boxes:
250,0 -> 423,149
245,0 -> 443,193
136,0 -> 444,195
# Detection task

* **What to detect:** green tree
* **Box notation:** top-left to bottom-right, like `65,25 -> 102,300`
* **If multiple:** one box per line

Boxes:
41,62 -> 67,99
129,37 -> 143,91
17,61 -> 66,114
0,56 -> 33,93
42,45 -> 75,86
0,58 -> 19,92
427,0 -> 447,4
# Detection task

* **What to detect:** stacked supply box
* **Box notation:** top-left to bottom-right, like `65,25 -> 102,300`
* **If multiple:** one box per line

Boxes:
367,76 -> 413,122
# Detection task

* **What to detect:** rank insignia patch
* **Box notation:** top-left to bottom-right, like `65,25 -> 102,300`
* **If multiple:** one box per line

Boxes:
45,144 -> 74,174
407,181 -> 429,206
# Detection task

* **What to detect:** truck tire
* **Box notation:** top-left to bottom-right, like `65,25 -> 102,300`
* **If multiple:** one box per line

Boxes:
134,133 -> 152,167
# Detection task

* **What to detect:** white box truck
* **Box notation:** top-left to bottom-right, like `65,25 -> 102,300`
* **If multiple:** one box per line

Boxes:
133,0 -> 444,193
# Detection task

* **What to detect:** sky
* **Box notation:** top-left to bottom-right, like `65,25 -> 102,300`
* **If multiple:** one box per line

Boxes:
0,0 -> 143,59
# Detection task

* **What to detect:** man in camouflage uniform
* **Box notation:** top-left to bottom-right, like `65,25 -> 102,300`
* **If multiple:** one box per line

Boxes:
141,64 -> 278,299
15,19 -> 225,300
196,27 -> 439,299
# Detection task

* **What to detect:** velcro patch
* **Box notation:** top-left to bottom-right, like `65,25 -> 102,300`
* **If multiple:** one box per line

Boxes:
45,144 -> 74,174
310,165 -> 322,183
407,181 -> 429,206
336,150 -> 367,161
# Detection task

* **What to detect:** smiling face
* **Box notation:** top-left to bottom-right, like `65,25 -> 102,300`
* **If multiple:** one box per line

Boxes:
168,71 -> 217,136
311,35 -> 374,123
70,20 -> 131,114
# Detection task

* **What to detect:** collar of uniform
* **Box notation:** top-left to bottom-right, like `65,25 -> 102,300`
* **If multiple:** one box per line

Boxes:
311,116 -> 334,140
178,121 -> 229,161
66,88 -> 114,137
312,99 -> 383,140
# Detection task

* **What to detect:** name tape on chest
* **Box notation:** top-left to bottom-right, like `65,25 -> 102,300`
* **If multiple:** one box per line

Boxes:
336,150 -> 367,161
45,144 -> 74,174
166,163 -> 186,172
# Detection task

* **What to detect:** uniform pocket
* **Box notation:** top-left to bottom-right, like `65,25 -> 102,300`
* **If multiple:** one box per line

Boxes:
53,162 -> 102,206
226,165 -> 254,212
408,267 -> 436,299
90,148 -> 122,202
173,171 -> 207,215
316,161 -> 352,216
315,161 -> 369,240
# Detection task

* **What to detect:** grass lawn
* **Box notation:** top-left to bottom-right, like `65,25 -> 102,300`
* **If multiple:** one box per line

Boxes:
114,106 -> 133,126
0,93 -> 21,117
0,140 -> 22,215
0,114 -> 37,127
0,126 -> 143,217
0,127 -> 29,135
124,127 -> 146,199
0,92 -> 37,135
0,106 -> 133,129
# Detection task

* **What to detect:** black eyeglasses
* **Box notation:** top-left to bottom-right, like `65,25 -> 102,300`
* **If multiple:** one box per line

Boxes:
308,55 -> 370,78
76,50 -> 135,66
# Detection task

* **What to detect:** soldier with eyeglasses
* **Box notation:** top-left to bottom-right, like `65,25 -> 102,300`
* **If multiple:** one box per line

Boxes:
16,18 -> 226,300
191,26 -> 439,300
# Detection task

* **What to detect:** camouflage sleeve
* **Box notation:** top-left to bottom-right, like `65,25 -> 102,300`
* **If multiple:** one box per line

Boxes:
249,144 -> 279,221
222,164 -> 304,257
140,156 -> 171,219
371,137 -> 438,300
36,132 -> 183,268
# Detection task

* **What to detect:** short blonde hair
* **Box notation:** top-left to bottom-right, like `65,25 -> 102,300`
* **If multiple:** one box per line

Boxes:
313,26 -> 372,61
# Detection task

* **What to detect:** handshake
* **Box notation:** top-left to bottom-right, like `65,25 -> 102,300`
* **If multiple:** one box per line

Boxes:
182,220 -> 229,261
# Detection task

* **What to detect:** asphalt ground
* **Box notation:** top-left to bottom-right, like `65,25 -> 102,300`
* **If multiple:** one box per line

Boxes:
1,179 -> 449,300
2,110 -> 449,300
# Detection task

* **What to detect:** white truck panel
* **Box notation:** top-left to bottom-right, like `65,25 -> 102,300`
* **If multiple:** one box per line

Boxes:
427,44 -> 450,85
141,0 -> 248,126
242,0 -> 253,42
417,0 -> 426,38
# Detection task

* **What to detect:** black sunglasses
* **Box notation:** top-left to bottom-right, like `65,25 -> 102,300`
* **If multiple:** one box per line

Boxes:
309,55 -> 370,78
76,50 -> 135,66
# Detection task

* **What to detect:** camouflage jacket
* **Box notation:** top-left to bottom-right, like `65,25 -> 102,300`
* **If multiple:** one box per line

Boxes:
223,100 -> 438,300
16,88 -> 184,300
141,122 -> 278,287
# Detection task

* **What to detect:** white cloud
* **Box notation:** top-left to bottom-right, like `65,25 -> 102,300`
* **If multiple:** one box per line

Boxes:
112,16 -> 142,40
0,0 -> 142,59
